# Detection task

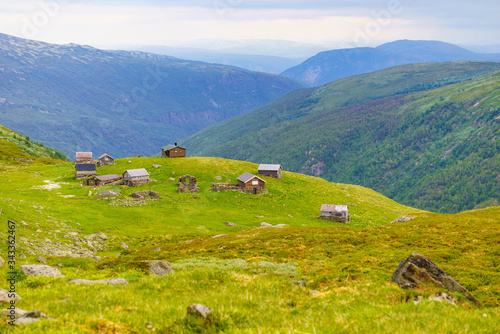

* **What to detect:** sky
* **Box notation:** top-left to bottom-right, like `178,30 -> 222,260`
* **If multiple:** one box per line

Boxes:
0,0 -> 499,50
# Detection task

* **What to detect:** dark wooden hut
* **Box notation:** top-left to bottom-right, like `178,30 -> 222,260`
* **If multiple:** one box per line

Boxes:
122,168 -> 150,186
97,154 -> 114,167
75,152 -> 93,163
258,164 -> 283,179
319,204 -> 350,223
82,174 -> 122,186
162,143 -> 186,158
75,163 -> 96,179
237,172 -> 266,189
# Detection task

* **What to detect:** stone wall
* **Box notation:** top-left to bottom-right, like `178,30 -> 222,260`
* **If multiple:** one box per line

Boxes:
212,183 -> 268,195
318,215 -> 350,223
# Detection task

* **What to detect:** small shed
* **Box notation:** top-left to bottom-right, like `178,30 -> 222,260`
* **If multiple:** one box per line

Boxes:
82,174 -> 122,187
237,172 -> 266,189
75,163 -> 96,179
97,154 -> 114,167
258,164 -> 283,179
162,143 -> 186,158
75,152 -> 93,163
319,204 -> 350,223
122,168 -> 150,186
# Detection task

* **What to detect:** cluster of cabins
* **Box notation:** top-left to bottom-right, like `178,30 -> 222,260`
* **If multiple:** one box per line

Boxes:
73,145 -> 350,223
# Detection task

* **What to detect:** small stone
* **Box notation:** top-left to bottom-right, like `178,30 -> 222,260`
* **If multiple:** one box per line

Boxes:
68,278 -> 128,285
429,292 -> 456,305
37,256 -> 47,264
215,176 -> 222,180
187,304 -> 213,318
118,243 -> 129,250
56,264 -> 63,268
413,296 -> 423,305
290,280 -> 307,287
36,229 -> 42,233
85,232 -> 108,242
310,290 -> 318,296
0,257 -> 3,267
128,161 -> 131,163
168,178 -> 176,182
19,265 -> 64,277
350,203 -> 357,207
274,224 -> 289,228
255,216 -> 264,218
259,222 -> 273,228
153,164 -> 162,169
212,234 -> 225,238
153,248 -> 161,252
19,253 -> 26,259
146,322 -> 154,329
92,256 -> 102,262
148,260 -> 174,276
0,288 -> 21,303
223,221 -> 237,227
88,191 -> 92,196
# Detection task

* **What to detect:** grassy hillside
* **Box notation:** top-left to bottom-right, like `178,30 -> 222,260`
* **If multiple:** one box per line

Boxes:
182,64 -> 500,213
0,125 -> 67,161
0,33 -> 303,158
0,138 -> 498,333
281,40 -> 500,86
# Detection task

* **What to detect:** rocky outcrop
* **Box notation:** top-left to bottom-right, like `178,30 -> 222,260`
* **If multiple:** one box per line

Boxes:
130,190 -> 161,200
187,304 -> 213,318
0,289 -> 21,303
148,261 -> 174,276
68,278 -> 128,286
390,215 -> 415,224
19,265 -> 64,277
391,253 -> 482,307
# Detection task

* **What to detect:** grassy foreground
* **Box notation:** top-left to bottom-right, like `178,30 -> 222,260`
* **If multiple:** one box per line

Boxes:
0,142 -> 499,333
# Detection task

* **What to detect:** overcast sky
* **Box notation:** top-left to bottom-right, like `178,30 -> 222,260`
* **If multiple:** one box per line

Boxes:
1,0 -> 499,49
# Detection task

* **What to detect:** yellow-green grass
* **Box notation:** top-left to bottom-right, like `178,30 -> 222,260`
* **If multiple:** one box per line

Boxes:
1,141 -> 499,333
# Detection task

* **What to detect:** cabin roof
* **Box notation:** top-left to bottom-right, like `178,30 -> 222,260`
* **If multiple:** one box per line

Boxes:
162,145 -> 186,151
124,168 -> 149,177
258,164 -> 282,171
75,163 -> 96,171
76,152 -> 92,159
321,204 -> 348,212
237,172 -> 266,184
98,153 -> 114,160
95,174 -> 121,181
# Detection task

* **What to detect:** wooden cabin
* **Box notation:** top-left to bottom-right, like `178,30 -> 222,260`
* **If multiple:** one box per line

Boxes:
82,174 -> 122,187
75,163 -> 96,179
258,164 -> 283,179
122,168 -> 150,186
319,204 -> 350,223
97,154 -> 114,167
75,152 -> 93,163
237,172 -> 266,189
162,143 -> 186,158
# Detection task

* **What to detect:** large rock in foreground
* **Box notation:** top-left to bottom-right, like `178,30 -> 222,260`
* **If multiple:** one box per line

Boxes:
391,253 -> 482,307
19,265 -> 64,277
148,260 -> 174,277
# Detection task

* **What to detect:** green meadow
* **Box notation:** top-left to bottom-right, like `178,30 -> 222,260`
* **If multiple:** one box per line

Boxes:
0,132 -> 499,333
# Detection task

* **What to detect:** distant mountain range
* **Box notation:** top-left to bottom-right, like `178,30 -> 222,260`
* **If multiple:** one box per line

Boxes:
0,33 -> 303,158
282,40 -> 500,86
182,61 -> 500,213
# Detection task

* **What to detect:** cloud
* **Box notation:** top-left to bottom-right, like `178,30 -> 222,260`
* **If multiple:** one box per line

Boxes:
0,0 -> 498,48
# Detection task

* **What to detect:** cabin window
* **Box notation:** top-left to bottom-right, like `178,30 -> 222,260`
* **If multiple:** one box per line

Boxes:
252,180 -> 259,185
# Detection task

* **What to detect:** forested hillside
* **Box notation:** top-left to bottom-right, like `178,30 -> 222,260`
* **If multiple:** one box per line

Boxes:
183,63 -> 500,213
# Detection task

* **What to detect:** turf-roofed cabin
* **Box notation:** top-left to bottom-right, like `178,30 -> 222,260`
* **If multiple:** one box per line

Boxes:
98,153 -> 114,167
82,174 -> 122,187
319,204 -> 350,223
75,163 -> 96,179
258,164 -> 283,179
123,168 -> 150,186
162,143 -> 186,158
75,152 -> 93,163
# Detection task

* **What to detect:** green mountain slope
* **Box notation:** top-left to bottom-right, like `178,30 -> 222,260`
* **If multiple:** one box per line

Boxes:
0,33 -> 303,158
182,63 -> 500,213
